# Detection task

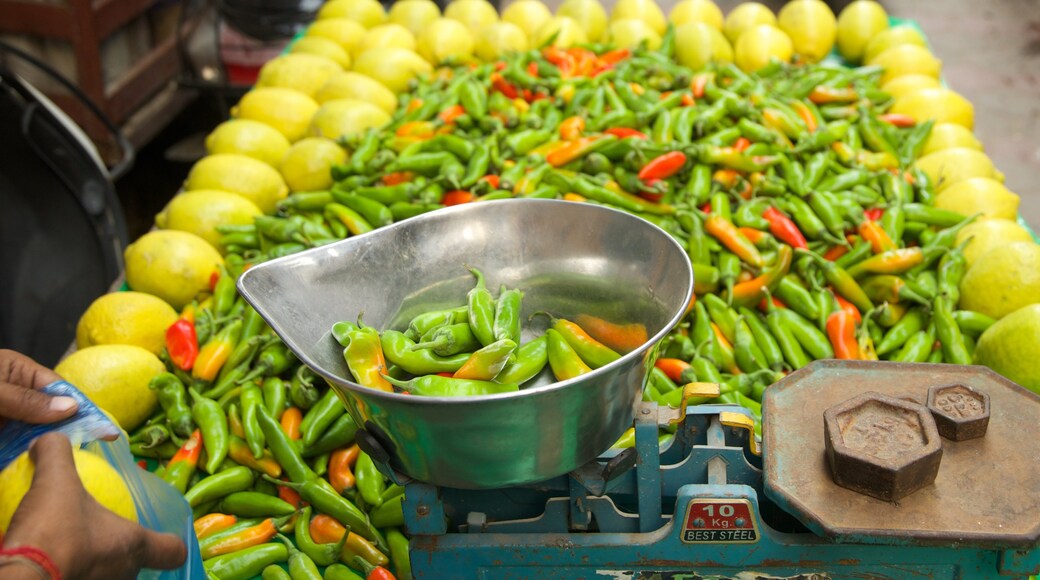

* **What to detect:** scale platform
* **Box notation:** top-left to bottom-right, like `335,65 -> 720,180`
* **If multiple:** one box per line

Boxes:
395,361 -> 1040,579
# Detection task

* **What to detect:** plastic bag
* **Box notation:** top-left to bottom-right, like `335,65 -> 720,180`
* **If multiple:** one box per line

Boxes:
0,380 -> 204,579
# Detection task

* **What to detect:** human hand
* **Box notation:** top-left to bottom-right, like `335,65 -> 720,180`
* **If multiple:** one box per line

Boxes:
3,433 -> 187,580
0,349 -> 77,428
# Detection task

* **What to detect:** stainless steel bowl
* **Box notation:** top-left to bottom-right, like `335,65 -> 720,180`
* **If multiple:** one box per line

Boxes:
237,199 -> 692,489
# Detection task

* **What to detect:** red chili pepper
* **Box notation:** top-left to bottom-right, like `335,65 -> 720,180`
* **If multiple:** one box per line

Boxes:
681,93 -> 696,107
208,271 -> 220,292
165,319 -> 198,371
833,293 -> 863,324
638,179 -> 664,203
494,61 -> 507,71
527,61 -> 539,77
480,174 -> 500,189
278,480 -> 306,509
762,207 -> 808,249
490,73 -> 519,99
438,104 -> 466,124
826,311 -> 860,360
878,113 -> 917,127
604,127 -> 647,139
863,207 -> 884,221
654,358 -> 691,383
443,190 -> 475,206
733,137 -> 751,152
382,171 -> 414,186
638,151 -> 687,181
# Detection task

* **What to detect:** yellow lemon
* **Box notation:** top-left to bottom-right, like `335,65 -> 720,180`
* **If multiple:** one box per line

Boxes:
280,137 -> 348,192
960,241 -> 1040,320
834,0 -> 888,63
388,0 -> 442,36
735,24 -> 793,73
868,44 -> 941,85
358,23 -> 417,59
305,18 -> 368,56
0,448 -> 138,533
475,22 -> 530,61
501,0 -> 553,40
315,71 -> 398,114
921,122 -> 984,156
723,2 -> 776,44
675,21 -> 733,69
956,218 -> 1037,269
317,0 -> 387,28
124,230 -> 223,310
155,189 -> 263,250
75,292 -> 178,355
353,47 -> 433,93
608,18 -> 663,51
863,24 -> 927,64
669,0 -> 723,30
55,345 -> 164,431
975,304 -> 1040,393
204,119 -> 291,167
913,147 -> 1002,192
416,18 -> 476,64
610,0 -> 667,36
934,178 -> 1020,221
231,87 -> 320,142
444,0 -> 499,35
557,0 -> 609,42
309,99 -> 392,142
184,153 -> 289,214
289,36 -> 352,69
256,53 -> 342,97
534,16 -> 589,48
890,87 -> 974,129
777,0 -> 836,64
880,73 -> 941,99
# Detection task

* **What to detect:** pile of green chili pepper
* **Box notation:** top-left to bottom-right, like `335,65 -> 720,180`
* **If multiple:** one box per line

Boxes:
331,267 -> 635,397
129,29 -> 1003,578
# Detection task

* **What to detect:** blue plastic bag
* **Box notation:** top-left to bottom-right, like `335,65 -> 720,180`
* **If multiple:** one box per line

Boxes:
0,380 -> 204,579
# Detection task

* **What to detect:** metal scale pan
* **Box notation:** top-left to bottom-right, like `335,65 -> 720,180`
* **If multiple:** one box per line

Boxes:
764,360 -> 1040,551
237,199 -> 693,489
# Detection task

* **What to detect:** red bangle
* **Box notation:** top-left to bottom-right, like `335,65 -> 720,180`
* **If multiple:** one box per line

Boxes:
0,546 -> 62,580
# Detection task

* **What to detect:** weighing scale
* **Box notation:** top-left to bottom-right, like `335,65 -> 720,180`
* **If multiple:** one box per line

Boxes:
383,360 -> 1040,579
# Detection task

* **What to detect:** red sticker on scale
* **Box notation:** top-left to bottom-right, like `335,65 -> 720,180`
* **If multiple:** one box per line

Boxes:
681,499 -> 759,543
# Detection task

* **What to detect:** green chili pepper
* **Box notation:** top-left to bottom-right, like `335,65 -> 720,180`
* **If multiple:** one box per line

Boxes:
237,341 -> 298,386
797,249 -> 874,313
545,328 -> 593,381
204,543 -> 289,580
933,294 -> 971,365
295,506 -> 347,567
380,330 -> 469,375
773,307 -> 834,360
299,388 -> 347,449
240,383 -> 266,459
184,465 -> 254,507
952,310 -> 996,337
273,534 -> 322,580
219,491 -> 295,517
189,387 -> 229,473
302,413 -> 358,458
383,374 -> 518,396
262,376 -> 288,420
465,267 -> 498,347
149,373 -> 194,438
738,307 -> 785,371
875,307 -> 929,356
860,275 -> 932,306
411,322 -> 481,357
355,450 -> 387,509
494,335 -> 549,386
330,191 -> 393,228
404,306 -> 469,341
773,274 -> 821,321
808,191 -> 849,239
903,203 -> 971,228
262,565 -> 291,580
733,317 -> 768,373
290,365 -> 323,410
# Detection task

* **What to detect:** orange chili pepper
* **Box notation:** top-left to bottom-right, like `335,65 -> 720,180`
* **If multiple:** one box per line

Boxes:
758,295 -> 787,313
857,219 -> 897,254
690,72 -> 712,98
791,101 -> 817,133
310,515 -> 390,567
480,174 -> 500,189
278,480 -> 306,509
394,121 -> 434,139
681,93 -> 696,107
329,444 -> 361,494
833,293 -> 863,324
559,116 -> 585,140
562,193 -> 587,202
822,245 -> 849,262
490,72 -> 519,99
200,518 -> 279,559
704,214 -> 764,268
437,104 -> 465,124
712,168 -> 742,189
546,136 -> 606,167
443,190 -> 475,206
877,113 -> 917,128
711,322 -> 741,375
228,435 -> 282,478
280,406 -> 303,440
382,171 -> 413,186
733,137 -> 751,152
527,61 -> 539,77
572,314 -> 648,354
599,48 -> 630,63
737,226 -> 769,245
194,513 -> 237,540
629,82 -> 645,96
654,358 -> 691,383
826,310 -> 860,360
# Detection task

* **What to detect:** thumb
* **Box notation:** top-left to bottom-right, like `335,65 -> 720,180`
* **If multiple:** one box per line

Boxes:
0,381 -> 77,424
134,528 -> 188,571
27,433 -> 81,492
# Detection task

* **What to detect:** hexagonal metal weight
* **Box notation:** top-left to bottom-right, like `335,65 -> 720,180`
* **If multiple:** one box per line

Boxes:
824,391 -> 943,502
927,383 -> 990,441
